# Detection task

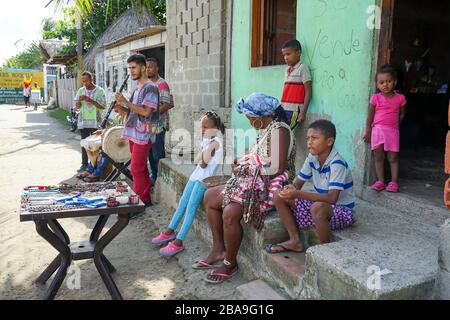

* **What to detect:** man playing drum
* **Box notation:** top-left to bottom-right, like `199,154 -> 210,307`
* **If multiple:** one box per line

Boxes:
74,71 -> 107,173
78,110 -> 127,182
115,54 -> 159,208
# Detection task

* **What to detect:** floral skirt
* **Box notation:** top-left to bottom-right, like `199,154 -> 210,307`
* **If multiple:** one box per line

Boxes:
222,167 -> 289,230
222,172 -> 288,211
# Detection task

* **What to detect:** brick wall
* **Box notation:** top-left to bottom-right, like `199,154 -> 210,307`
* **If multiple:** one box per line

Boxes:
166,0 -> 230,152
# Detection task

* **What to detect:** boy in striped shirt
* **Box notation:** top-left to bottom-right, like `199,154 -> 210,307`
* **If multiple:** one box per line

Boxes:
281,40 -> 312,130
266,120 -> 355,254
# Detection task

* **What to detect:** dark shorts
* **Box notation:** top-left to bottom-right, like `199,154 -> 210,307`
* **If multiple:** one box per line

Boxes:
285,111 -> 299,130
24,96 -> 30,104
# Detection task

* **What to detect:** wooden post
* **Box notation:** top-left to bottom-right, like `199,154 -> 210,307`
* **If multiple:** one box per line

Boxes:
377,0 -> 395,67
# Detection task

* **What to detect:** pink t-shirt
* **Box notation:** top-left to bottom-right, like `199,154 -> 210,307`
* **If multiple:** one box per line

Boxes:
370,93 -> 407,129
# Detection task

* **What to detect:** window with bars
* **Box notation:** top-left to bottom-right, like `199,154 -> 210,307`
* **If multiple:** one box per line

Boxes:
251,0 -> 297,67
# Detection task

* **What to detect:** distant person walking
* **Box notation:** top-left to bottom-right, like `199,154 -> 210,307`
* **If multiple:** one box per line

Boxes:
21,77 -> 32,108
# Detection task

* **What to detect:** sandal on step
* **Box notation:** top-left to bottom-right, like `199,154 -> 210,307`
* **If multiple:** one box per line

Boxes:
371,181 -> 386,191
265,243 -> 305,254
386,182 -> 399,193
204,266 -> 239,284
159,241 -> 185,257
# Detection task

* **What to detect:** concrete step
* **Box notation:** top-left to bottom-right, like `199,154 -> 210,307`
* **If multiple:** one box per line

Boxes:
261,251 -> 306,298
236,279 -> 287,300
361,185 -> 448,227
300,199 -> 445,299
156,159 -> 448,300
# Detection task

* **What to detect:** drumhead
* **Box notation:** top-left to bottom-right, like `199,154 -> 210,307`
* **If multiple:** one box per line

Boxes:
80,134 -> 102,152
102,126 -> 131,163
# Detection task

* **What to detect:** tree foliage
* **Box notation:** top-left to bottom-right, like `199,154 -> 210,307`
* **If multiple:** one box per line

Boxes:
2,0 -> 166,69
2,42 -> 43,70
44,0 -> 166,55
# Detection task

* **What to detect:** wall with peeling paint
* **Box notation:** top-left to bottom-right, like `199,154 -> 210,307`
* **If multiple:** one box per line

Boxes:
230,0 -> 379,193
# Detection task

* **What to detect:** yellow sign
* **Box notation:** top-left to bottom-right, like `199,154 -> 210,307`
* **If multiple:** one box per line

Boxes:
0,69 -> 44,89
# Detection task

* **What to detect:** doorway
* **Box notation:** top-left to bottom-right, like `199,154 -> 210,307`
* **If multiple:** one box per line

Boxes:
377,0 -> 450,202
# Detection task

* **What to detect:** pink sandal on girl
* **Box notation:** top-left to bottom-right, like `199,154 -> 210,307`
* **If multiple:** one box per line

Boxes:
371,181 -> 386,191
159,241 -> 185,257
386,182 -> 399,193
151,232 -> 176,245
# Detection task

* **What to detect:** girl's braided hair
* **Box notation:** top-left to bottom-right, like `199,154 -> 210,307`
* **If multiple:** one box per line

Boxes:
201,111 -> 226,134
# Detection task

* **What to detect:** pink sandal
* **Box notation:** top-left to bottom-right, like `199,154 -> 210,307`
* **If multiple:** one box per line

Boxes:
159,241 -> 185,257
371,181 -> 386,191
386,182 -> 399,193
151,232 -> 176,245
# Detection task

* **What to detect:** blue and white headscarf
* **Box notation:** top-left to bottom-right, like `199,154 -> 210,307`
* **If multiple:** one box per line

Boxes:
236,93 -> 281,117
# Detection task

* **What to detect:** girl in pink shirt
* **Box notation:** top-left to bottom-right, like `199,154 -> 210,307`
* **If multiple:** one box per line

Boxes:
364,65 -> 407,193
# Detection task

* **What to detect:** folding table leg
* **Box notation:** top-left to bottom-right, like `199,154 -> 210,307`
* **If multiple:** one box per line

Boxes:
49,220 -> 70,244
102,255 -> 116,274
35,220 -> 72,300
90,215 -> 109,242
93,213 -> 129,300
35,254 -> 61,285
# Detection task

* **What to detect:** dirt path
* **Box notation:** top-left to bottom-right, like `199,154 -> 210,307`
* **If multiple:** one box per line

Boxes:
0,105 -> 248,300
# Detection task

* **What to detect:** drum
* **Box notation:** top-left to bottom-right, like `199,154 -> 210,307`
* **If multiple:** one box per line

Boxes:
80,134 -> 102,152
102,126 -> 131,163
81,134 -> 102,165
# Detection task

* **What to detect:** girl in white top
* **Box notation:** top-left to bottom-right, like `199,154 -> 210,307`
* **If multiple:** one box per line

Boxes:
152,112 -> 225,257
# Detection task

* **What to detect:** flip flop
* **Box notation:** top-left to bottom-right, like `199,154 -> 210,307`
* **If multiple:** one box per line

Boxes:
265,243 -> 305,254
204,266 -> 239,284
191,259 -> 221,270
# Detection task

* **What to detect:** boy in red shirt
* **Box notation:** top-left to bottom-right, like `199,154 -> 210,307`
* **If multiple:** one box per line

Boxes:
281,40 -> 312,130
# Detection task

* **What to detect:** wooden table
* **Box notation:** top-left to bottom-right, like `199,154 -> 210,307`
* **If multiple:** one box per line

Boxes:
20,190 -> 145,300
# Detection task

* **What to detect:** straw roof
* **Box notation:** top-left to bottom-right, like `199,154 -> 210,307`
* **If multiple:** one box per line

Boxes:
39,39 -> 70,62
84,7 -> 163,71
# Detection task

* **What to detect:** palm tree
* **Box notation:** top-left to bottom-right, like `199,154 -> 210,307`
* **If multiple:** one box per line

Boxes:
45,0 -> 165,85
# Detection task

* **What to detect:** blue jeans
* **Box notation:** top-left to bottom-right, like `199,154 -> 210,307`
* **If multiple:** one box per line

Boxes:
149,129 -> 166,180
168,179 -> 206,241
88,156 -> 109,178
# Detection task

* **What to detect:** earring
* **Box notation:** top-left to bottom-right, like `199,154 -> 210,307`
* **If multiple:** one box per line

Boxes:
253,118 -> 264,130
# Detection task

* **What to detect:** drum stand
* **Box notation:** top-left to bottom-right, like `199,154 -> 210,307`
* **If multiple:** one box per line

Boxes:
102,151 -> 133,182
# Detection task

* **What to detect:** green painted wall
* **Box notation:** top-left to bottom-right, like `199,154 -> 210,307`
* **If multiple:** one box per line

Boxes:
230,0 -> 378,190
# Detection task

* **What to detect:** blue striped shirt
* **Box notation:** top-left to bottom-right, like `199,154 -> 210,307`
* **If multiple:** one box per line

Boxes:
298,148 -> 355,209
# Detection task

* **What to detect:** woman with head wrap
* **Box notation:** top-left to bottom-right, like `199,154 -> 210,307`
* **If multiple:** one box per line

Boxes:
193,93 -> 296,283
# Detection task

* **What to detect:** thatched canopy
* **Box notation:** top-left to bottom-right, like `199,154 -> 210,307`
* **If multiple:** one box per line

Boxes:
84,7 -> 163,71
39,39 -> 71,62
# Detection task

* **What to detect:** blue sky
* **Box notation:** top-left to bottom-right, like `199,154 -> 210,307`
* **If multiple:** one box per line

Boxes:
0,1 -> 56,65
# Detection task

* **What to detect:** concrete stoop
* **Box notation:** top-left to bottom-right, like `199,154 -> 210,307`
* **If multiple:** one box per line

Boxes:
156,159 -> 449,300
